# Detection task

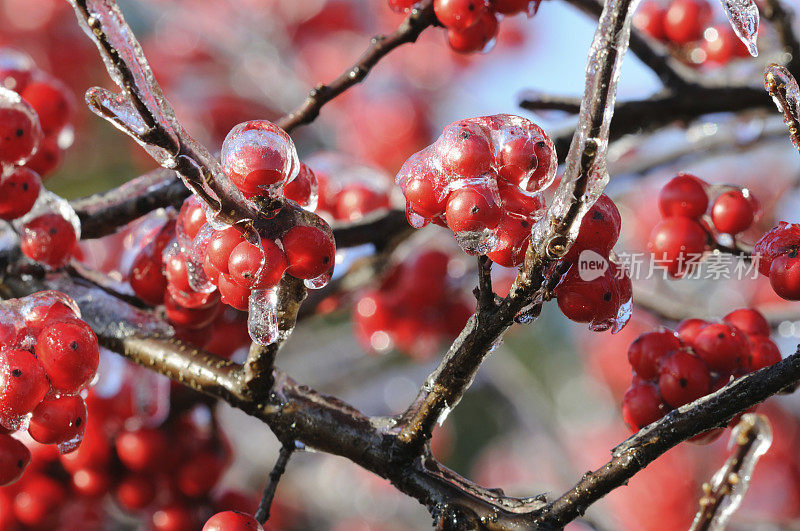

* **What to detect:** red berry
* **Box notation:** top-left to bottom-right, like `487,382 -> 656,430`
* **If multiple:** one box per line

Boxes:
21,79 -> 73,135
634,1 -> 667,40
438,122 -> 493,178
164,251 -> 193,294
71,468 -> 110,498
447,11 -> 499,53
485,216 -> 532,267
20,213 -> 77,268
494,0 -> 537,15
13,474 -> 65,527
0,103 -> 41,164
228,239 -> 287,289
627,329 -> 682,380
567,194 -> 621,258
0,434 -> 30,486
204,511 -> 263,531
676,318 -> 708,344
115,473 -> 157,511
334,185 -> 390,221
177,451 -> 224,498
207,227 -> 245,274
388,0 -> 419,12
702,25 -> 748,64
178,197 -> 207,240
692,323 -> 749,373
435,0 -> 487,32
115,428 -> 167,472
218,272 -> 251,311
753,222 -> 800,276
25,135 -> 61,176
622,383 -> 666,431
658,351 -> 711,407
129,250 -> 167,306
658,174 -> 708,219
35,320 -> 99,394
404,175 -> 448,218
28,395 -> 86,445
722,308 -> 770,338
769,250 -> 800,300
0,167 -> 41,221
748,336 -> 781,371
554,265 -> 620,325
282,226 -> 336,280
648,217 -> 708,277
221,120 -> 296,198
0,349 -> 50,421
664,0 -> 711,44
445,184 -> 501,233
283,162 -> 316,208
711,190 -> 756,234
151,504 -> 197,531
164,292 -> 220,329
59,422 -> 110,473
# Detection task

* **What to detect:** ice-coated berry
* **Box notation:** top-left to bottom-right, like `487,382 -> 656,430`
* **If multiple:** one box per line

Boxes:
35,320 -> 99,394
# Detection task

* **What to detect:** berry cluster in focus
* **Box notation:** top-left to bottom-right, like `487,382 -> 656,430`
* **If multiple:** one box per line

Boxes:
754,222 -> 800,301
0,292 -> 99,488
648,173 -> 759,277
622,308 -> 781,442
396,114 -> 556,265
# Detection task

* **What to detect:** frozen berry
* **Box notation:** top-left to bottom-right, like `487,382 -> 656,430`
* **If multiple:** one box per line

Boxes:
658,174 -> 707,219
0,167 -> 41,221
35,320 -> 99,394
20,213 -> 77,268
28,395 -> 87,445
658,350 -> 711,408
627,329 -> 682,380
282,226 -> 335,280
0,349 -> 50,421
711,190 -> 756,234
0,434 -> 30,486
203,511 -> 263,531
622,383 -> 665,431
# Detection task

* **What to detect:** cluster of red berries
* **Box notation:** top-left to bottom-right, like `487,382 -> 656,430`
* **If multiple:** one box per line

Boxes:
754,222 -> 800,300
648,173 -> 759,277
0,50 -> 78,269
0,47 -> 72,177
353,250 -> 474,359
389,0 -> 540,53
622,308 -> 781,442
396,114 -> 556,266
0,292 -> 99,490
635,0 -> 751,66
300,153 -> 392,223
0,383 -> 266,531
553,194 -> 633,332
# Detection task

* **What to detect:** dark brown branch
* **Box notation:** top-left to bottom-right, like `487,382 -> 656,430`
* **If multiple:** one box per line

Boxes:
476,256 -> 495,311
72,169 -> 188,239
522,85 -> 773,160
276,1 -> 436,133
255,442 -> 295,524
533,350 -> 800,528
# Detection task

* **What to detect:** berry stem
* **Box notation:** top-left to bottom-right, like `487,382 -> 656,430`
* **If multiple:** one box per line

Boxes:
254,442 -> 295,525
275,1 -> 436,133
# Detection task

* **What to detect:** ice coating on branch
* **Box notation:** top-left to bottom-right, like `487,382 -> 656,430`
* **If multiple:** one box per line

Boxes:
765,64 -> 800,152
13,190 -> 82,240
691,414 -> 772,530
248,287 -> 279,346
531,0 -> 640,258
67,0 -> 255,227
85,87 -> 175,166
48,276 -> 173,339
718,0 -> 759,57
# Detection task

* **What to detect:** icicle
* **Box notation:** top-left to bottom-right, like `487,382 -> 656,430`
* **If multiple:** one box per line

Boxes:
718,0 -> 759,57
531,0 -> 640,255
247,286 -> 279,346
691,414 -> 772,531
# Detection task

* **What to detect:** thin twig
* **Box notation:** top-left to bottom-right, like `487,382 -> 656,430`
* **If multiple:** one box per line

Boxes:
254,442 -> 295,524
276,0 -> 436,133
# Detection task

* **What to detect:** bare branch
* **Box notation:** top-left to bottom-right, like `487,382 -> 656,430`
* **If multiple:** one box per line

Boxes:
765,63 -> 800,156
762,0 -> 800,74
533,349 -> 800,528
255,442 -> 295,525
276,1 -> 436,132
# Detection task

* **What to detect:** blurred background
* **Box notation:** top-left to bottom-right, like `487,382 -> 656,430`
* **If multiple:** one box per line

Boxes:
4,0 -> 800,529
